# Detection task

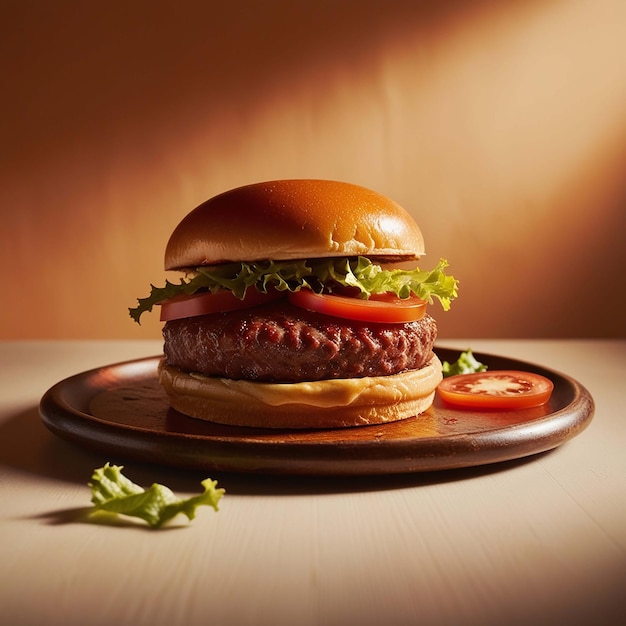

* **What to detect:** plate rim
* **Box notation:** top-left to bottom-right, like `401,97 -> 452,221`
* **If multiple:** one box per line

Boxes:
39,347 -> 595,475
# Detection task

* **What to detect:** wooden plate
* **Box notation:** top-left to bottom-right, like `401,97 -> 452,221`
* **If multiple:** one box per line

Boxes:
39,348 -> 594,475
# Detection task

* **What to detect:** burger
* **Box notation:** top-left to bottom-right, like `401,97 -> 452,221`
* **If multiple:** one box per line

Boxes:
130,179 -> 458,429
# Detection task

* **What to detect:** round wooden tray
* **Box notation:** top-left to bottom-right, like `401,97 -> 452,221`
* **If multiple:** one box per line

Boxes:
39,348 -> 594,475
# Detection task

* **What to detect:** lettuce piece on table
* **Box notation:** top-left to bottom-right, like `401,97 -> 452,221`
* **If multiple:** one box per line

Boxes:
89,463 -> 224,528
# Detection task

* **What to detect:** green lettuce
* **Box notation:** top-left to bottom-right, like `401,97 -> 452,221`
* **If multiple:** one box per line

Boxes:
88,463 -> 224,528
441,349 -> 488,378
130,256 -> 458,323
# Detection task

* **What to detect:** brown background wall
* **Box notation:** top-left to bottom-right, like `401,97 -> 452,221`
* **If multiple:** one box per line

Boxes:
2,0 -> 625,340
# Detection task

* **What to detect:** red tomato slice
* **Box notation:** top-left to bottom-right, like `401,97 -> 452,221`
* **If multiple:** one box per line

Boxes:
288,290 -> 427,323
438,370 -> 554,409
160,289 -> 282,322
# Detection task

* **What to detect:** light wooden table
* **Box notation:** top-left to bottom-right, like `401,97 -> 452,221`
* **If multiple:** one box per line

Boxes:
1,339 -> 624,626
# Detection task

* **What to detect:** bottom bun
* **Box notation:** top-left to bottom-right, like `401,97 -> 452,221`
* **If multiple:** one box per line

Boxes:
158,353 -> 442,429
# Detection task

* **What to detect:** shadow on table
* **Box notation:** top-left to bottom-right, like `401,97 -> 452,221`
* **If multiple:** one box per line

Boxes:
0,405 -> 554,497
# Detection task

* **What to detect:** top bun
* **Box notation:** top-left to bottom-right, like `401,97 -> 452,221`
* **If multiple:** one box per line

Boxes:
164,179 -> 425,270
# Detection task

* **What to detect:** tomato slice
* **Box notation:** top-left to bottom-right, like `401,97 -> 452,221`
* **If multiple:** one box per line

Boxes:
288,290 -> 427,323
437,370 -> 554,409
160,289 -> 282,322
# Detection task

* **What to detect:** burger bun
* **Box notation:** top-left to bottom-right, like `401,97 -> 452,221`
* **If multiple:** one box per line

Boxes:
164,179 -> 425,270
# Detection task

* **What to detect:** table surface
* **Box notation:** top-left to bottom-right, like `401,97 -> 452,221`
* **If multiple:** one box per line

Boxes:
1,339 -> 625,626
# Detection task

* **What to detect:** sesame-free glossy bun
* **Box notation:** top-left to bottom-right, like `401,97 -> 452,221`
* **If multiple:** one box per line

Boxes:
164,179 -> 425,270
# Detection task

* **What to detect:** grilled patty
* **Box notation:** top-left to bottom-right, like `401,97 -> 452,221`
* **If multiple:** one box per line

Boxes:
162,300 -> 437,383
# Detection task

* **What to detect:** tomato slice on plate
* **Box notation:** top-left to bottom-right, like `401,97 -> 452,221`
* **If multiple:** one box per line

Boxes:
438,370 -> 554,409
288,290 -> 427,323
160,289 -> 282,322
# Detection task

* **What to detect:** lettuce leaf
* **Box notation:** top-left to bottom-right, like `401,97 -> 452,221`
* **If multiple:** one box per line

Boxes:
89,463 -> 224,528
441,349 -> 488,378
130,256 -> 459,323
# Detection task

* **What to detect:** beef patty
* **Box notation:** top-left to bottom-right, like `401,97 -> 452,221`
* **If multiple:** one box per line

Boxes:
162,300 -> 437,383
